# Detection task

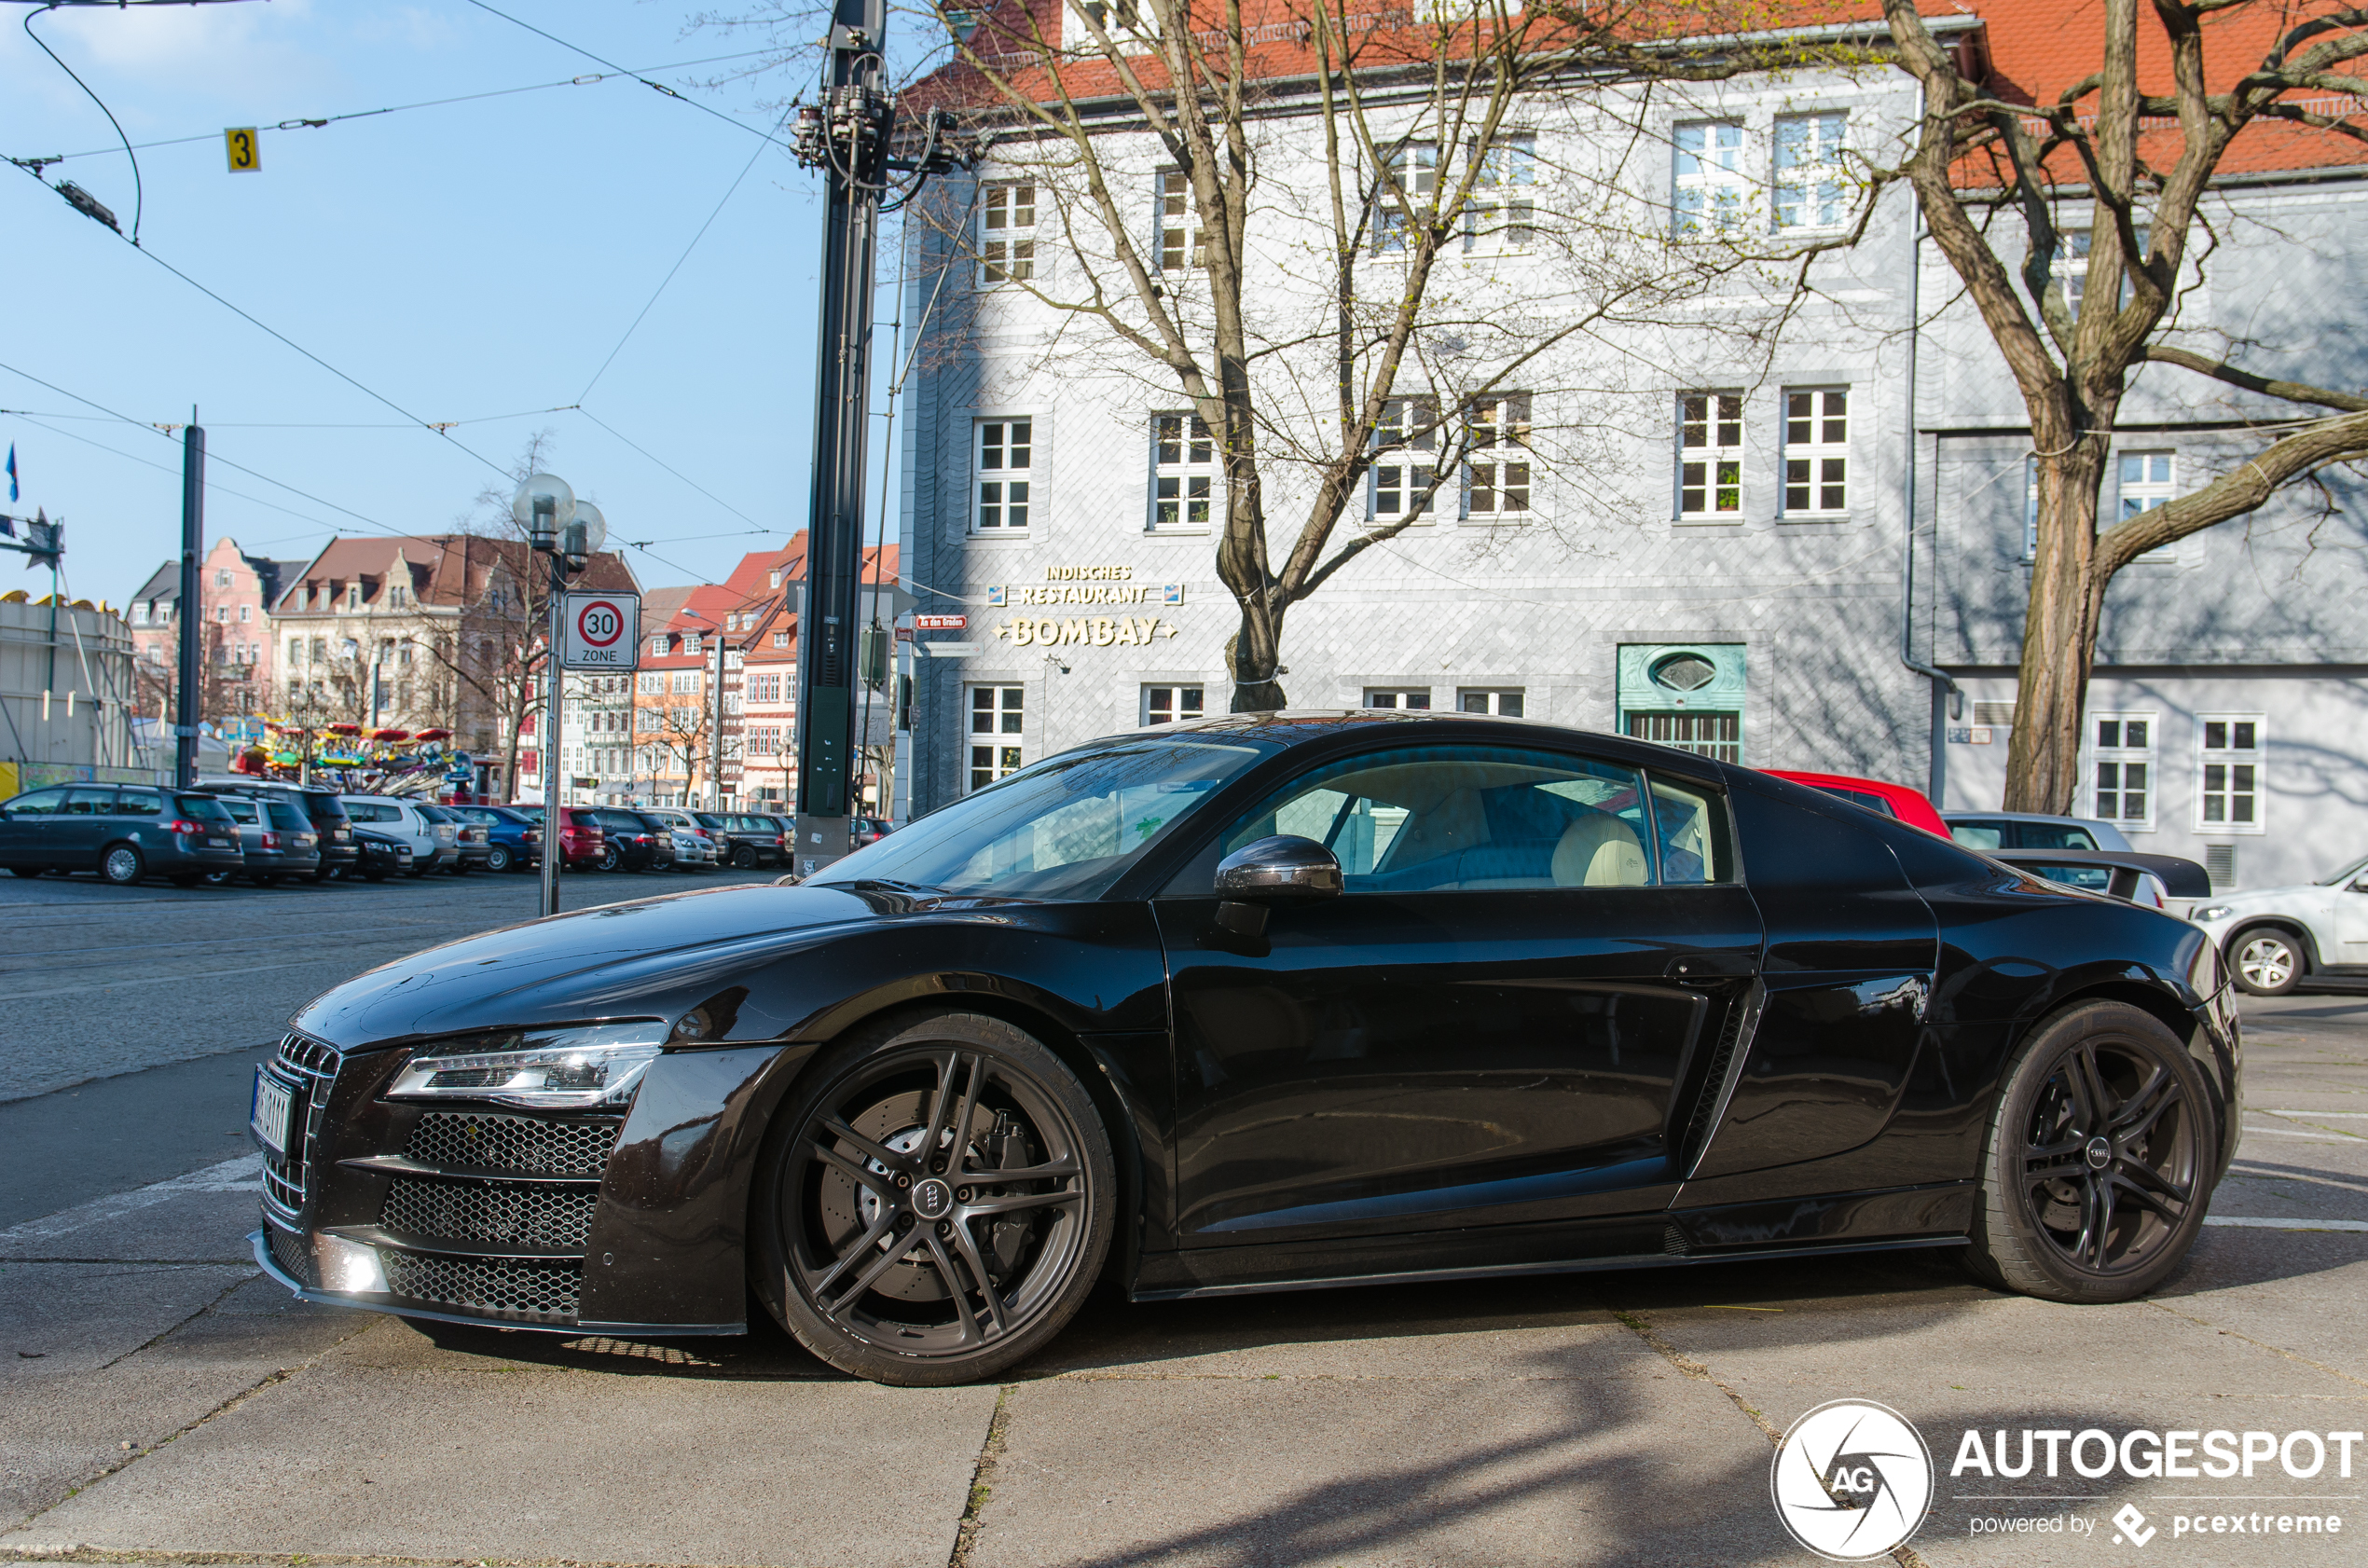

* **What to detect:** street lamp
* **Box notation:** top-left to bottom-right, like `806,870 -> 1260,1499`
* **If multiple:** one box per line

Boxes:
513,473 -> 602,919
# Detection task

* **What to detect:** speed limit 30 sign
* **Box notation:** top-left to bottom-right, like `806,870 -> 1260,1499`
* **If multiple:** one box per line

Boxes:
560,591 -> 641,671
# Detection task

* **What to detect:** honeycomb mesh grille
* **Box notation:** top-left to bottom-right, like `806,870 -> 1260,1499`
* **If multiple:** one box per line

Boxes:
380,1177 -> 599,1251
268,1224 -> 317,1288
380,1252 -> 581,1320
1679,991 -> 1755,1172
405,1112 -> 617,1176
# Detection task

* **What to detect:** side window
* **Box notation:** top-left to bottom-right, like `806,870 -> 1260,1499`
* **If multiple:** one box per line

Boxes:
222,798 -> 259,824
1948,820 -> 2005,851
116,790 -> 163,818
1646,776 -> 1736,883
7,788 -> 68,816
63,788 -> 116,816
1210,744 -> 1662,894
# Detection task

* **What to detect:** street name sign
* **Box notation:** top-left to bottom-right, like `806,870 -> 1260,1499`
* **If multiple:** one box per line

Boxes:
560,590 -> 640,671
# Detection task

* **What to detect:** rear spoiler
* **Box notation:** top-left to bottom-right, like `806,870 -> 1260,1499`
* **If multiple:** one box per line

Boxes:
1989,847 -> 2214,901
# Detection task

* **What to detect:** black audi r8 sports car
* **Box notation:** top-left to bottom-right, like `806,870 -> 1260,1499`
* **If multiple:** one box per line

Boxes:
251,712 -> 2239,1385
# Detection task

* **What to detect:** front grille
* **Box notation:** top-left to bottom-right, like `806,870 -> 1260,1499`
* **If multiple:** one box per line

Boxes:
267,1223 -> 318,1287
381,1252 -> 581,1320
380,1177 -> 599,1251
405,1112 -> 616,1177
262,1033 -> 343,1217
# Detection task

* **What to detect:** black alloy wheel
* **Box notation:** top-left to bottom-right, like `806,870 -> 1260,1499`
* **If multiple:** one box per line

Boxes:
102,844 -> 145,886
2230,927 -> 2304,997
1966,1000 -> 2214,1302
755,1011 -> 1115,1385
487,844 -> 513,873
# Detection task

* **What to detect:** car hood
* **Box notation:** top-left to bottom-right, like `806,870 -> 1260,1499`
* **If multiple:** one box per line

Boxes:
289,882 -> 884,1051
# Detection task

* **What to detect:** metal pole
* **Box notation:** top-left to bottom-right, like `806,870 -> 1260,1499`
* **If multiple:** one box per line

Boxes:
709,623 -> 726,811
539,545 -> 564,917
175,419 -> 205,789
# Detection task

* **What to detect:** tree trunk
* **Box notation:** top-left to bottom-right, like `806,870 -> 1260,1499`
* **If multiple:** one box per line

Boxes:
2004,441 -> 2111,812
1214,437 -> 1286,711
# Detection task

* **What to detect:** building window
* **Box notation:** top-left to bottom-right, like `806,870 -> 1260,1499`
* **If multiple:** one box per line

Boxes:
1467,134 -> 1535,251
974,419 -> 1034,531
1364,689 -> 1430,709
287,639 -> 303,666
1157,171 -> 1203,270
1673,121 -> 1746,235
346,585 -> 361,610
1371,397 -> 1438,523
969,684 -> 1025,791
1782,388 -> 1849,515
1625,711 -> 1742,763
672,670 -> 702,695
2115,449 -> 2179,562
239,604 -> 253,623
1466,394 -> 1532,516
310,637 -> 328,661
1773,112 -> 1847,231
1678,392 -> 1743,519
2196,715 -> 2264,833
773,630 -> 792,649
638,672 -> 665,695
1374,141 -> 1437,253
981,183 -> 1036,283
1152,413 -> 1215,529
2090,712 -> 2155,830
1142,684 -> 1204,725
1458,689 -> 1524,716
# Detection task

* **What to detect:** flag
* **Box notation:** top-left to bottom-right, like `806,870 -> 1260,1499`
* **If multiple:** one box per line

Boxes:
5,445 -> 15,502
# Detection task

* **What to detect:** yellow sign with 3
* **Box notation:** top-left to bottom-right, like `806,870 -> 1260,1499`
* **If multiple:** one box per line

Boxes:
225,128 -> 260,172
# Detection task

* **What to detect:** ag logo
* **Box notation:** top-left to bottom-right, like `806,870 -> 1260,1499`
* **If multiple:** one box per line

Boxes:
1770,1399 -> 1934,1561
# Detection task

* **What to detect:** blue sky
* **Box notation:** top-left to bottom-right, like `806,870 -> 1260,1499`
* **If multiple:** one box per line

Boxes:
0,0 -> 890,607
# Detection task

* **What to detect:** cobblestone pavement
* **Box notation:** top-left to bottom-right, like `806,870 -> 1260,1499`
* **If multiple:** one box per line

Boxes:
0,878 -> 2361,1566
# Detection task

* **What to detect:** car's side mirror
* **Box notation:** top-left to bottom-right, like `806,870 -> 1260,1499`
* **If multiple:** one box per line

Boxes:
1213,834 -> 1342,937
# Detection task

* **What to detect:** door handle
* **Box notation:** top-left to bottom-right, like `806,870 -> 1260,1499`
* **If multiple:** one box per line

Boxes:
1665,953 -> 1755,984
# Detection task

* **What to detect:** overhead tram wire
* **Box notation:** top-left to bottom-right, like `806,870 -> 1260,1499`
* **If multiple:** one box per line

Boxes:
7,412 -> 359,538
21,5 -> 143,242
17,49 -> 786,166
572,408 -> 768,531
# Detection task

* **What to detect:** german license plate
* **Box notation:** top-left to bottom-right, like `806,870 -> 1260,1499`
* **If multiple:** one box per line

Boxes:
209,836 -> 232,848
252,1071 -> 294,1155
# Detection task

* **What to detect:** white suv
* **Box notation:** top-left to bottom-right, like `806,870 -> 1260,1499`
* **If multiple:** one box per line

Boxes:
2191,853 -> 2368,996
339,795 -> 453,876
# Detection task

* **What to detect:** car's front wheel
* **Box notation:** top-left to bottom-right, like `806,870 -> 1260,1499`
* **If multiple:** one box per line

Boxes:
1965,1000 -> 2215,1302
2230,927 -> 2305,997
754,1011 -> 1116,1386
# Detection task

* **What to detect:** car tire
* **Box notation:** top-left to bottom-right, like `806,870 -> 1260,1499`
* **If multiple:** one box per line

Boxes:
311,866 -> 335,883
487,845 -> 513,873
2229,926 -> 2305,997
1964,999 -> 2215,1303
203,870 -> 233,886
752,1010 -> 1117,1386
102,844 -> 145,886
600,845 -> 623,873
733,846 -> 759,870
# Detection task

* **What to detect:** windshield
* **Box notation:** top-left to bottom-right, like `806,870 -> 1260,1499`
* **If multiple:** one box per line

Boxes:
2317,853 -> 2368,887
809,738 -> 1266,900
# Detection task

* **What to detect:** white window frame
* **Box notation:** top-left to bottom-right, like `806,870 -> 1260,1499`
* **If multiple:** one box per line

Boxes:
1678,392 -> 1744,520
972,417 -> 1036,534
2114,448 -> 2179,563
2087,710 -> 2157,832
2196,713 -> 2265,835
980,183 -> 1038,285
1781,387 -> 1850,516
1456,688 -> 1525,716
1374,140 -> 1438,254
1370,396 -> 1439,524
1140,683 -> 1205,725
1673,120 -> 1747,236
1463,393 -> 1534,520
1363,688 -> 1432,709
968,684 -> 1026,792
1466,133 -> 1535,253
1773,112 -> 1848,232
1156,170 -> 1203,272
1150,412 -> 1217,531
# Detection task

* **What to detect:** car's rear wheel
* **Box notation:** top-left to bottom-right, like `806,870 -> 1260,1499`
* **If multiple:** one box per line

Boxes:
1965,1000 -> 2214,1302
733,845 -> 759,870
754,1011 -> 1116,1386
2230,927 -> 2304,997
487,845 -> 514,873
102,844 -> 145,886
600,844 -> 623,873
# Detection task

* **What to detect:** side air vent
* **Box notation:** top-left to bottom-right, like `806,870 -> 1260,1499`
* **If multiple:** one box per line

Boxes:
1677,985 -> 1762,1175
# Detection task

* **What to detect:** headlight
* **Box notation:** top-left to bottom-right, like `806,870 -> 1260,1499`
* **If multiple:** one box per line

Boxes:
386,1022 -> 667,1109
2194,904 -> 2234,923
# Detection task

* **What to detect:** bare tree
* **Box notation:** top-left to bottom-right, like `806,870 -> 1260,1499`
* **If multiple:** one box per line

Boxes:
1880,0 -> 2368,810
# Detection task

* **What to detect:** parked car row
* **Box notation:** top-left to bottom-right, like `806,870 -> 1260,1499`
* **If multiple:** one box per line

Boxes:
0,779 -> 852,890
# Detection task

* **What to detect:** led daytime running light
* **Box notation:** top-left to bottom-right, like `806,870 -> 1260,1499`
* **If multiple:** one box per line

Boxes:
387,1022 -> 668,1109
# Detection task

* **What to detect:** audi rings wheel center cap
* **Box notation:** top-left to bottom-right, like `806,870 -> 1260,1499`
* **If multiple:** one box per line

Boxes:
2086,1137 -> 2113,1169
913,1178 -> 954,1220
